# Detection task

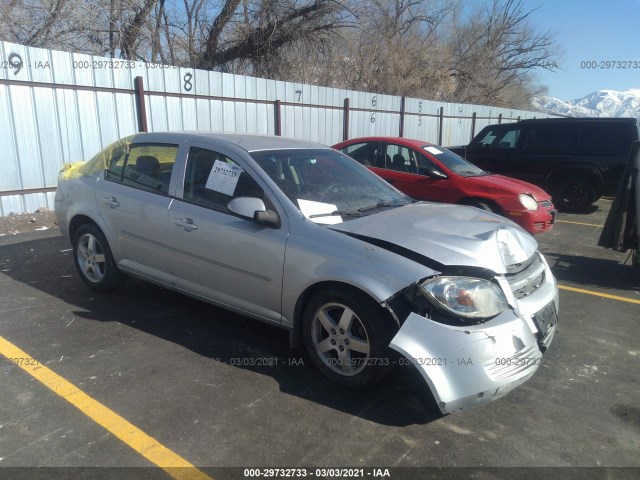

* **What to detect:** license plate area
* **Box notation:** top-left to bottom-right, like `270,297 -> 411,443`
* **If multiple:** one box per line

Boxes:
533,301 -> 558,344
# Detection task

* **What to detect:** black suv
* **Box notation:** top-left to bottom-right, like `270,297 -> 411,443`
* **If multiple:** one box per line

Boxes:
449,118 -> 640,211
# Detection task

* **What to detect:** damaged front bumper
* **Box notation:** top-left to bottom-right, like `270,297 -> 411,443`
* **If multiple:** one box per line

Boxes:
389,256 -> 558,414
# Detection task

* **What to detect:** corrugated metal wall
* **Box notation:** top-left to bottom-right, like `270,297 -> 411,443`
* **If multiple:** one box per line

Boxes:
0,41 -> 551,215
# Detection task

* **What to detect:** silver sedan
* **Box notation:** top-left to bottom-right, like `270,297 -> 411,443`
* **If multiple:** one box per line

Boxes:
55,132 -> 558,413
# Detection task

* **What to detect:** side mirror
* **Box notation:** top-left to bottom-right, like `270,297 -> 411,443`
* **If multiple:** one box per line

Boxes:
255,210 -> 280,227
228,197 -> 280,228
421,167 -> 449,179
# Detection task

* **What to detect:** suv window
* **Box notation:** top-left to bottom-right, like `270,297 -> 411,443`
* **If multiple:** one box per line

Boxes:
578,123 -> 632,154
473,126 -> 521,150
499,129 -> 520,148
183,147 -> 264,213
106,144 -> 178,194
523,125 -> 577,153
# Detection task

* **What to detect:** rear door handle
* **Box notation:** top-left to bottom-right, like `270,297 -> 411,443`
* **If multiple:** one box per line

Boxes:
174,218 -> 198,231
102,196 -> 120,208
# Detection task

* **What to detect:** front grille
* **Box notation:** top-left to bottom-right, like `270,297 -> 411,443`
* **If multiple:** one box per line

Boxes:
505,253 -> 546,299
533,219 -> 554,231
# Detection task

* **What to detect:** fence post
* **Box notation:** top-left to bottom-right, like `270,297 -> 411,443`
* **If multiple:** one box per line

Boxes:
399,96 -> 406,137
134,76 -> 148,132
274,100 -> 282,136
438,107 -> 444,146
343,98 -> 350,141
498,113 -> 503,124
517,116 -> 521,122
470,112 -> 477,142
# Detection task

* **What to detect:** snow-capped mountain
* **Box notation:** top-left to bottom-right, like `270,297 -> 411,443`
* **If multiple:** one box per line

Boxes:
532,89 -> 640,119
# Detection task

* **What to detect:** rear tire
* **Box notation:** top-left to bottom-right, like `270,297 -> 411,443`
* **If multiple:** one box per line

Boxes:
302,288 -> 396,388
552,175 -> 597,212
72,224 -> 122,291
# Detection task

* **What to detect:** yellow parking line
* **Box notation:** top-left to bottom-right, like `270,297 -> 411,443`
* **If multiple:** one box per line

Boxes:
0,335 -> 213,480
559,285 -> 640,304
556,220 -> 603,228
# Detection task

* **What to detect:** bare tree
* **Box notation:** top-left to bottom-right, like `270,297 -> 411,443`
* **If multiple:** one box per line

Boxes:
195,1 -> 351,72
447,0 -> 558,106
0,0 -> 559,109
120,0 -> 158,59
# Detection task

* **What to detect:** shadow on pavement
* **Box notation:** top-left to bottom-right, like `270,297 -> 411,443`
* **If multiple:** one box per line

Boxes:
544,251 -> 639,292
0,233 -> 442,427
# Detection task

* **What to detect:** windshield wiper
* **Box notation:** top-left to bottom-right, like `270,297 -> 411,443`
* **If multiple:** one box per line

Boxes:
357,200 -> 402,213
309,210 -> 364,218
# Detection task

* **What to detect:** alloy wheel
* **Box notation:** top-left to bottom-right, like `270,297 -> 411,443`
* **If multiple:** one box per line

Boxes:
311,302 -> 371,376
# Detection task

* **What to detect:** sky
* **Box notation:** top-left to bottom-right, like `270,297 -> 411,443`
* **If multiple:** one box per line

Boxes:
518,0 -> 640,100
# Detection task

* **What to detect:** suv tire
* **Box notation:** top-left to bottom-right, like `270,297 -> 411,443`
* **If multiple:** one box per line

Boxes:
552,175 -> 597,212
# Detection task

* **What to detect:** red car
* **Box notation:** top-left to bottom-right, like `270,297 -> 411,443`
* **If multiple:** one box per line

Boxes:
333,137 -> 556,235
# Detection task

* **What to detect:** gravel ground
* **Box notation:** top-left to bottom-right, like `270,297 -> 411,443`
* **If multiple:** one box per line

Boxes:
0,209 -> 58,237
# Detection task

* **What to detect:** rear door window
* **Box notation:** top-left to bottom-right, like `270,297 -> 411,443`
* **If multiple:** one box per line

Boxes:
339,142 -> 382,167
105,144 -> 178,194
578,123 -> 632,154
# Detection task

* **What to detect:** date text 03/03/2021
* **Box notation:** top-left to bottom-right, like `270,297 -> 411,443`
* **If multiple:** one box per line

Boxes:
243,468 -> 391,478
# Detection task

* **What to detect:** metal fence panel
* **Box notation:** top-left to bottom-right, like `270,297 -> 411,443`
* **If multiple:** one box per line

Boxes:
0,85 -> 21,192
10,85 -> 42,190
34,88 -> 65,186
0,41 -> 555,214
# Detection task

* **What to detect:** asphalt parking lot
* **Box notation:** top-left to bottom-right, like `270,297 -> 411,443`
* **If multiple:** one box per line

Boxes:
1,199 -> 639,478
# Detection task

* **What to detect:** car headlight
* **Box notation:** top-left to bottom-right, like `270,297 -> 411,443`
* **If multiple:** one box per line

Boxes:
420,276 -> 510,319
518,193 -> 539,211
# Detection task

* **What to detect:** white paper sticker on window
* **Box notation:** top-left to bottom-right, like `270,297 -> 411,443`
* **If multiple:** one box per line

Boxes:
205,160 -> 242,196
297,199 -> 343,225
424,146 -> 443,155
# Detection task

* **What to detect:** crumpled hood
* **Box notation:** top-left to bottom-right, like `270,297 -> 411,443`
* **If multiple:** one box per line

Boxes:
329,203 -> 538,274
469,174 -> 551,200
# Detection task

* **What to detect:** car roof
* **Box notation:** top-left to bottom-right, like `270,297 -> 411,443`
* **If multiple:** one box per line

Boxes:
337,136 -> 435,148
130,131 -> 330,152
518,117 -> 638,125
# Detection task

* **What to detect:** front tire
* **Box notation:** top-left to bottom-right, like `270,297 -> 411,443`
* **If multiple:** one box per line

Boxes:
463,199 -> 496,213
302,288 -> 396,388
73,223 -> 122,291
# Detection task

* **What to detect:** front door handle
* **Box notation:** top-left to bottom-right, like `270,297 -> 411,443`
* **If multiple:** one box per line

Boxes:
174,218 -> 198,231
102,196 -> 120,208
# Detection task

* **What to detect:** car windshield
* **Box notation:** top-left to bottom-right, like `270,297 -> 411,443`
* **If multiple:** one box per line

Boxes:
250,148 -> 411,221
422,145 -> 486,176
